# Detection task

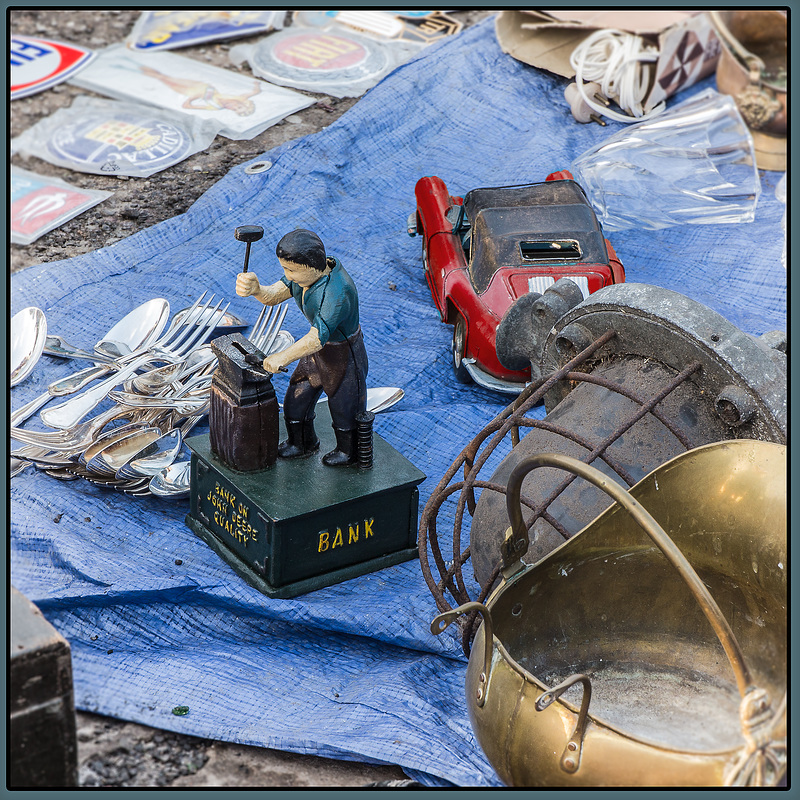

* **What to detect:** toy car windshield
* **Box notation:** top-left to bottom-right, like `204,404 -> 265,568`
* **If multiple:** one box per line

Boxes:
463,181 -> 609,293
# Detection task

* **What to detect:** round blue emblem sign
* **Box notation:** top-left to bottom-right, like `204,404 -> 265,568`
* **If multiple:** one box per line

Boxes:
47,111 -> 192,174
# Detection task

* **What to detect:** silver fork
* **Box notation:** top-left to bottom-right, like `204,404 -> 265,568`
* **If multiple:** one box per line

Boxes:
137,303 -> 286,402
125,303 -> 280,397
146,296 -> 222,363
125,303 -> 288,407
39,298 -> 228,430
249,304 -> 270,347
11,303 -> 285,482
252,303 -> 287,353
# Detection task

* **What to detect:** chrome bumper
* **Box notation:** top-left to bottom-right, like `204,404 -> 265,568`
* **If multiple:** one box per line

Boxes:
463,358 -> 524,396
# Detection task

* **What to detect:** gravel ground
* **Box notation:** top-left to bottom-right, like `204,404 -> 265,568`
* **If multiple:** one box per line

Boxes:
10,9 -> 491,273
75,712 -> 410,788
11,8 -> 491,788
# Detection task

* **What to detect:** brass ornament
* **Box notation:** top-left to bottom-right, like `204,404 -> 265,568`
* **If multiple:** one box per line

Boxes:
735,84 -> 781,130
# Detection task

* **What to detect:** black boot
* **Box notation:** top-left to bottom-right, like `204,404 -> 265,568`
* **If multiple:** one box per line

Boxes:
322,428 -> 356,467
278,418 -> 319,459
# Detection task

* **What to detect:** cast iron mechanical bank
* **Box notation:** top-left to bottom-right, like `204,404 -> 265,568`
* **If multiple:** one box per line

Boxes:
185,227 -> 425,598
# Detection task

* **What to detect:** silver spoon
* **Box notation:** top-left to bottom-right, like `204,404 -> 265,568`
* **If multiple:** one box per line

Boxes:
315,387 -> 405,414
115,411 -> 206,481
80,421 -> 153,467
266,330 -> 294,356
43,467 -> 82,482
94,298 -> 170,360
365,387 -> 404,414
115,428 -> 183,480
129,345 -> 215,393
11,307 -> 47,386
149,460 -> 191,498
85,427 -> 164,476
12,299 -> 171,427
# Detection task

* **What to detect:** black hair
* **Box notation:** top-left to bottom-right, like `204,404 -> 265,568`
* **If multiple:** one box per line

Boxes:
276,229 -> 334,273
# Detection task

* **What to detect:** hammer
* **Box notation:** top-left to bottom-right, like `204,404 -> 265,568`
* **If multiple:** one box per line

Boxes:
235,225 -> 264,273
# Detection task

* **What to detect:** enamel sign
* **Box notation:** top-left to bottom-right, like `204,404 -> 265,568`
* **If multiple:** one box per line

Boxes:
11,166 -> 111,245
11,35 -> 95,100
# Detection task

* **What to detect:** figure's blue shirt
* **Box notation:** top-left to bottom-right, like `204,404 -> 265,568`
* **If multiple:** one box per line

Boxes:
281,258 -> 360,346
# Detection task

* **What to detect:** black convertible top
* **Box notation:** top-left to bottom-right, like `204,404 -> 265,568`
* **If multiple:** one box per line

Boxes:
462,180 -> 609,293
463,179 -> 592,218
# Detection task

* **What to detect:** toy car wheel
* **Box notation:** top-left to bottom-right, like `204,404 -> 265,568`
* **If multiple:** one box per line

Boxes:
452,315 -> 472,384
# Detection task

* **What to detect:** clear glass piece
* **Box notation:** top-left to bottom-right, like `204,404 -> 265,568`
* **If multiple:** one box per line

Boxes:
571,89 -> 761,231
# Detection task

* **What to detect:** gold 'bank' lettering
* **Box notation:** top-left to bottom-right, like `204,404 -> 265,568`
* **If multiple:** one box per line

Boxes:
214,483 -> 236,505
332,528 -> 343,549
317,517 -> 376,555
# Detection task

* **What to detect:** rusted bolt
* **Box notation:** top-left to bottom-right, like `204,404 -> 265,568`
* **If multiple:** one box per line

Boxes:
714,385 -> 756,427
564,758 -> 576,769
555,323 -> 593,360
567,741 -> 577,751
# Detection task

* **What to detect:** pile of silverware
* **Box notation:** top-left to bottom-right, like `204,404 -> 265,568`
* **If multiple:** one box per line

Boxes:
10,294 -> 292,499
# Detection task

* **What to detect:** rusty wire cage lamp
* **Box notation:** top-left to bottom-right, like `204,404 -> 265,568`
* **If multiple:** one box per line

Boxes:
417,283 -> 786,786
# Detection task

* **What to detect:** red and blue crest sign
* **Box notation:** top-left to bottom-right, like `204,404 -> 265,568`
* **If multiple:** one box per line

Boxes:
11,36 -> 95,100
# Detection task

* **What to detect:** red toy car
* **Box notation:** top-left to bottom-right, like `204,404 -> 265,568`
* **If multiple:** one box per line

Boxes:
409,171 -> 625,393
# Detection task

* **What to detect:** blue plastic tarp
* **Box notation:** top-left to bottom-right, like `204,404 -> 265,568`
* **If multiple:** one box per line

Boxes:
10,18 -> 786,787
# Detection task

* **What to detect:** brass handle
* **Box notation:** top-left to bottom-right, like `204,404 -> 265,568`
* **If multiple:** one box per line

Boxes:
431,602 -> 494,708
708,11 -> 766,83
503,453 -> 754,698
536,673 -> 592,773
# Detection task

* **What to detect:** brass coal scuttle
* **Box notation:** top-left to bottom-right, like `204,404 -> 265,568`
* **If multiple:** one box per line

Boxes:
433,441 -> 786,787
420,284 -> 787,787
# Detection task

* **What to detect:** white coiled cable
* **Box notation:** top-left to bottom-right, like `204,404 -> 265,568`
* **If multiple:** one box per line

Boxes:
570,28 -> 666,123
